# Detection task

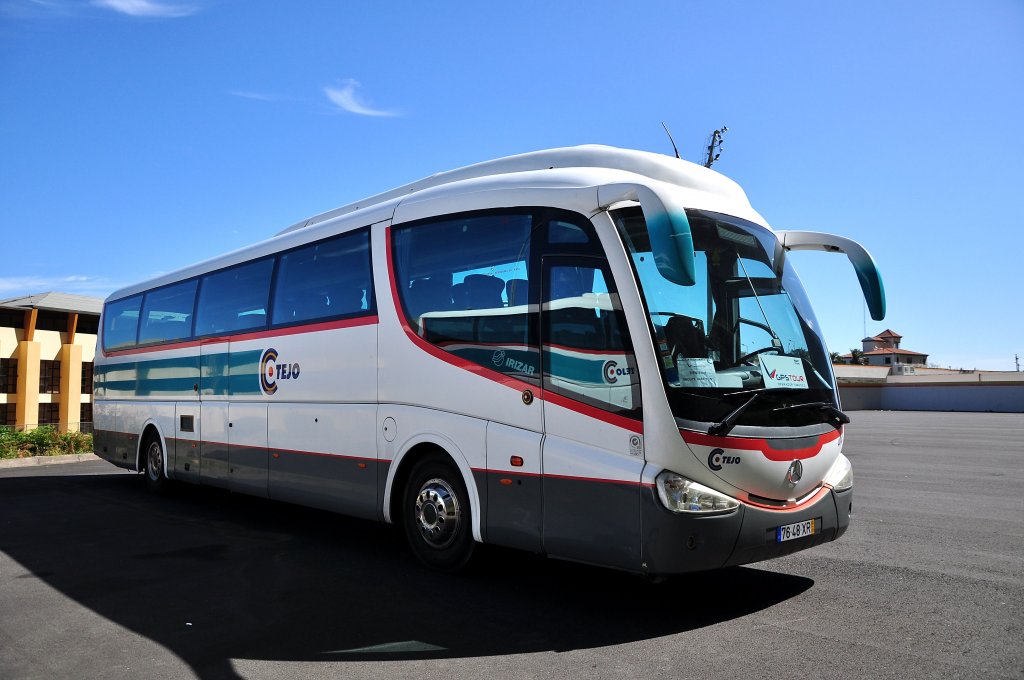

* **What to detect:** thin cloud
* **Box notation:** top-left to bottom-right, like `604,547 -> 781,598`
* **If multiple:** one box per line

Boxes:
228,90 -> 286,103
324,79 -> 400,117
0,275 -> 123,299
0,0 -> 73,18
91,0 -> 197,18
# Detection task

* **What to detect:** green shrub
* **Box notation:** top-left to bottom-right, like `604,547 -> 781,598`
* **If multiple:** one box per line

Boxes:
0,426 -> 93,460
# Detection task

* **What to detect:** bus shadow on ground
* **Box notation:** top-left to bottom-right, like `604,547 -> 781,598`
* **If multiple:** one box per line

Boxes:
0,472 -> 813,679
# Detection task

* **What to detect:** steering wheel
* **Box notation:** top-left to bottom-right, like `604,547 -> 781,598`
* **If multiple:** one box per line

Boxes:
736,347 -> 779,366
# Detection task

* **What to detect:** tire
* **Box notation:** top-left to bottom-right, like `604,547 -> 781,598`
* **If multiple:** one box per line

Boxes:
402,455 -> 475,572
142,433 -> 168,492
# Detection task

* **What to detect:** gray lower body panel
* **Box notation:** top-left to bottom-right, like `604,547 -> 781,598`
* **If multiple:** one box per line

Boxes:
484,471 -> 543,553
269,450 -> 379,521
93,428 -> 140,471
542,476 -> 640,571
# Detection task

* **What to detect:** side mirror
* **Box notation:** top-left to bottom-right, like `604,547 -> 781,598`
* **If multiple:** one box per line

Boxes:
776,230 -> 886,320
599,182 -> 695,286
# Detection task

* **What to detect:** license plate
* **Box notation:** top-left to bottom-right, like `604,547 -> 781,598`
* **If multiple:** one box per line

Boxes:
776,518 -> 817,543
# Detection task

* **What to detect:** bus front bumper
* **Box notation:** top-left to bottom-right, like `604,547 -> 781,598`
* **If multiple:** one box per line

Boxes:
641,485 -> 852,575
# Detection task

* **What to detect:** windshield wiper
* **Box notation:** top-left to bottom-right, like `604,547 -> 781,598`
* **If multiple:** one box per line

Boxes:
772,401 -> 850,429
708,393 -> 760,437
721,386 -> 797,401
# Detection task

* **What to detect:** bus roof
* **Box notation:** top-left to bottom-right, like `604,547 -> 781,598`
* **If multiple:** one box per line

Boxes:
106,145 -> 760,302
278,144 -> 754,236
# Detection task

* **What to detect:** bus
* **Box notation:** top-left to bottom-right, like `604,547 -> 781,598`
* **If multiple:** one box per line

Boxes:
93,145 -> 884,575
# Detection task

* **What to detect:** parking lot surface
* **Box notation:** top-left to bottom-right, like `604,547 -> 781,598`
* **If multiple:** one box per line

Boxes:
1,411 -> 1021,679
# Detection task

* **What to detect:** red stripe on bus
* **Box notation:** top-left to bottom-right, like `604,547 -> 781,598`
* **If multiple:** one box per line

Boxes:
102,316 -> 378,357
188,439 -> 378,462
471,467 -> 643,486
385,227 -> 643,434
741,486 -> 831,512
680,427 -> 841,461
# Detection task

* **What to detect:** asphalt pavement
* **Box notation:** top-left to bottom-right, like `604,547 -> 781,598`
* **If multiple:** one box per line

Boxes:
0,411 -> 1021,679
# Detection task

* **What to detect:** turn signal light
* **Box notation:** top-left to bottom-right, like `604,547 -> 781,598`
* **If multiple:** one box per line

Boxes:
510,456 -> 524,467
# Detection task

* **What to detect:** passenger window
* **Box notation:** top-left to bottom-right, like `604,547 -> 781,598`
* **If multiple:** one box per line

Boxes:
138,279 -> 197,345
195,258 -> 274,336
543,262 -> 640,414
392,211 -> 538,381
102,295 -> 143,351
272,229 -> 373,326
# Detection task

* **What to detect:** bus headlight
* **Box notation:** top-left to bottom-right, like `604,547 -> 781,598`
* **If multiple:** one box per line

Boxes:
656,471 -> 739,514
824,454 -> 853,492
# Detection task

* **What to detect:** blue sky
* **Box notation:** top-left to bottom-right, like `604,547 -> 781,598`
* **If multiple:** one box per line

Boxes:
1,0 -> 1021,370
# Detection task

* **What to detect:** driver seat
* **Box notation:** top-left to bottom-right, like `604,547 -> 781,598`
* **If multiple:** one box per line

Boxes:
666,316 -> 706,358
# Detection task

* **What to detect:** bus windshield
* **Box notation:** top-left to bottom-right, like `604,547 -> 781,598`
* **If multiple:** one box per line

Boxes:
614,206 -> 838,430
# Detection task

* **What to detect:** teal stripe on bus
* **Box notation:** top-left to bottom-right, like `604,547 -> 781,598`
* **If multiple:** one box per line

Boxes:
96,350 -> 263,397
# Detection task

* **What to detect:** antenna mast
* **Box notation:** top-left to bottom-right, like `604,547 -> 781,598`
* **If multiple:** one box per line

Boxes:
703,126 -> 728,168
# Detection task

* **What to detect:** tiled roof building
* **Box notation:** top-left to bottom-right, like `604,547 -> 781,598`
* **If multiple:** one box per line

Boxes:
839,328 -> 929,368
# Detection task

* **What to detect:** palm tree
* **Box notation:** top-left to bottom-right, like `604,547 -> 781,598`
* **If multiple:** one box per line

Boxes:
849,349 -> 866,365
829,351 -> 843,364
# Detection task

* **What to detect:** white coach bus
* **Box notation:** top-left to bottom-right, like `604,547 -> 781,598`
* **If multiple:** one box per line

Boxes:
93,145 -> 885,575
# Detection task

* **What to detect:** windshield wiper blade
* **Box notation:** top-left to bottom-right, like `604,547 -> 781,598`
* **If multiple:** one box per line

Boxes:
721,386 -> 796,401
708,393 -> 760,437
772,401 -> 851,428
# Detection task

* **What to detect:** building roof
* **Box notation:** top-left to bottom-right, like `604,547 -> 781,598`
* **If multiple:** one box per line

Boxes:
0,292 -> 103,316
841,347 -> 928,358
863,329 -> 904,343
862,347 -> 926,357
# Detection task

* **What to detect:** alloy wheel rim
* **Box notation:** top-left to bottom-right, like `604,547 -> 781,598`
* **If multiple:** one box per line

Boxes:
414,478 -> 461,549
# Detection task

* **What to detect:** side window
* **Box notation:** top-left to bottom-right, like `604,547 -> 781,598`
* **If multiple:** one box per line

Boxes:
195,258 -> 274,336
138,279 -> 197,345
543,261 -> 640,415
272,230 -> 373,326
102,295 -> 143,351
393,211 -> 538,381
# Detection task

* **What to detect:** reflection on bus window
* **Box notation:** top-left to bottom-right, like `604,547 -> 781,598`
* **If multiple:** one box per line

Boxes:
543,264 -> 639,415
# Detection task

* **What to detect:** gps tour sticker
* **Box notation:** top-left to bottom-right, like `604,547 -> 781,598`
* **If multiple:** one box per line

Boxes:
758,354 -> 808,390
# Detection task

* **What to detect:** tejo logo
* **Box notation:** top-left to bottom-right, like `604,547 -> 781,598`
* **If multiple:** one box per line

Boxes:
260,347 -> 300,395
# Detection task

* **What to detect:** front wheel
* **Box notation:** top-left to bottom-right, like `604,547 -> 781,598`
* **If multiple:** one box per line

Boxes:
403,456 -> 475,572
142,434 -> 168,492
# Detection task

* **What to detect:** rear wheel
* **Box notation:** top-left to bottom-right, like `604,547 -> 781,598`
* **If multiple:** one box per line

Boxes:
403,456 -> 475,572
142,434 -> 167,492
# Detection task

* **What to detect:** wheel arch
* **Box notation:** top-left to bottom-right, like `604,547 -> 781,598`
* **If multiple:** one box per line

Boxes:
135,419 -> 168,476
384,434 -> 483,543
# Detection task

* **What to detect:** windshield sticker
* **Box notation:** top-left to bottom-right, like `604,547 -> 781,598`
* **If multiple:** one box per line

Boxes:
759,354 -> 808,390
676,358 -> 718,388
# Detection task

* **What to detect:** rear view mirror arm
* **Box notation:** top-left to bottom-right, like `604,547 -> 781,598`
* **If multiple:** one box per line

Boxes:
776,230 -> 886,321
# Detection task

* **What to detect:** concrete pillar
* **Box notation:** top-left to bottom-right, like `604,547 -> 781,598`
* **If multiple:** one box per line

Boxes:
59,343 -> 83,433
14,340 -> 40,430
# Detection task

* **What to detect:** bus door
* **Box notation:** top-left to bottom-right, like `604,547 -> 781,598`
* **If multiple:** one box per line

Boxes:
477,274 -> 543,553
540,256 -> 643,570
199,338 -> 231,489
